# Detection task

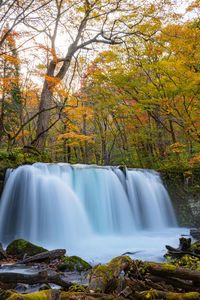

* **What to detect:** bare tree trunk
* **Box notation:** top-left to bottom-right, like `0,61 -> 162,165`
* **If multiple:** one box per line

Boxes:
83,114 -> 89,164
34,64 -> 55,149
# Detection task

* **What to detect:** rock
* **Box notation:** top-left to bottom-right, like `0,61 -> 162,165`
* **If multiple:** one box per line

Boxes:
56,255 -> 92,272
190,228 -> 200,240
88,256 -> 132,293
6,239 -> 47,258
68,284 -> 86,292
0,242 -> 7,260
39,283 -> 51,291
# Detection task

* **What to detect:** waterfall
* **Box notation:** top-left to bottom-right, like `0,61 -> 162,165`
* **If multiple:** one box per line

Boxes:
0,163 -> 179,262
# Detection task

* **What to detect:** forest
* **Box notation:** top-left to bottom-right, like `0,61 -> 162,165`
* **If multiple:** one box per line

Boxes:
0,0 -> 199,170
1,2 -> 200,300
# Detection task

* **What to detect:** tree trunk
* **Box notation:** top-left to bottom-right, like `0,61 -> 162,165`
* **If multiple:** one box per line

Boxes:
34,78 -> 54,149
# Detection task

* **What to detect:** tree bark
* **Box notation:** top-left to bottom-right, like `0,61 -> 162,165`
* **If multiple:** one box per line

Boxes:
34,62 -> 56,149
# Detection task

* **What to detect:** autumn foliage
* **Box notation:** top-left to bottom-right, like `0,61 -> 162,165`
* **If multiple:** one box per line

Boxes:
0,0 -> 200,169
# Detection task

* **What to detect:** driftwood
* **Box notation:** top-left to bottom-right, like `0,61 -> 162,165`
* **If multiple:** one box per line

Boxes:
0,270 -> 72,290
15,249 -> 66,265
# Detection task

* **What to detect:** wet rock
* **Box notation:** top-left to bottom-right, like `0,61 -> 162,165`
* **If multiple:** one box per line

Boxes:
0,242 -> 7,260
6,239 -> 47,258
39,283 -> 51,291
56,256 -> 91,272
190,228 -> 200,240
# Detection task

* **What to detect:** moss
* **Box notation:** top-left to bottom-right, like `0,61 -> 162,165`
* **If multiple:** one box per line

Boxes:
58,256 -> 92,272
191,241 -> 200,254
6,239 -> 47,258
1,290 -> 120,300
68,284 -> 86,292
89,256 -> 131,293
0,290 -> 50,300
167,292 -> 200,300
161,263 -> 176,271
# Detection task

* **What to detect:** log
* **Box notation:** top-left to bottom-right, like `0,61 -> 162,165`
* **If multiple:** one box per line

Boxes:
148,262 -> 200,284
15,249 -> 66,265
148,274 -> 200,292
165,245 -> 200,259
135,289 -> 200,300
0,270 -> 72,289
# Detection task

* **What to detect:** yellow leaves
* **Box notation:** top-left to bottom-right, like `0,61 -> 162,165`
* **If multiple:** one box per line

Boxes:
186,0 -> 200,12
184,170 -> 192,176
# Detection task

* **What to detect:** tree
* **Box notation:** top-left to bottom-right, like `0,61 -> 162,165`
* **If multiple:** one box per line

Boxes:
28,0 -> 177,149
0,0 -> 53,51
74,16 -> 200,167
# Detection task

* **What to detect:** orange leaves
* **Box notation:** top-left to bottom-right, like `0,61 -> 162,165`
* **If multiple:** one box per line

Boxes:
45,75 -> 61,87
166,143 -> 186,153
58,132 -> 94,143
0,77 -> 19,92
1,54 -> 21,65
189,155 -> 200,167
25,91 -> 39,109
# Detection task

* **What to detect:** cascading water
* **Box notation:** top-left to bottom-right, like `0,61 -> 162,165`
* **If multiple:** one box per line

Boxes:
0,163 -> 183,263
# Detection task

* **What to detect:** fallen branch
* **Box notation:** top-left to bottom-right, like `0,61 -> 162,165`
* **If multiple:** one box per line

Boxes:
0,270 -> 72,290
15,249 -> 66,265
165,245 -> 200,259
148,262 -> 200,284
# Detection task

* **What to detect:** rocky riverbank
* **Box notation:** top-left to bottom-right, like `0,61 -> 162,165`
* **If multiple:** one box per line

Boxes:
0,238 -> 200,299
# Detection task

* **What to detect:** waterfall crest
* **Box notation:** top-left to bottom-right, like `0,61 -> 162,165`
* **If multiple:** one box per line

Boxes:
0,163 -> 178,261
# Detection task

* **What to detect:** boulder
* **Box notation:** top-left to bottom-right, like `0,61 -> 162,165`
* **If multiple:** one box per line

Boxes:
6,239 -> 47,258
56,255 -> 92,272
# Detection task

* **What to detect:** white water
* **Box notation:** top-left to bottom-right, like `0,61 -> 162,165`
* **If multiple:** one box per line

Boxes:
0,163 -> 186,263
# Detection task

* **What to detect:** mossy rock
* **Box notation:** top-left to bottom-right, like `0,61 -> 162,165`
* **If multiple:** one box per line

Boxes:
88,256 -> 132,293
57,256 -> 92,272
6,239 -> 47,258
68,284 -> 86,292
191,241 -> 200,254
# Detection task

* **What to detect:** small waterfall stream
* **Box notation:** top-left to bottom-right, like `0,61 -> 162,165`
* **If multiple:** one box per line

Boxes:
0,163 -> 182,263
